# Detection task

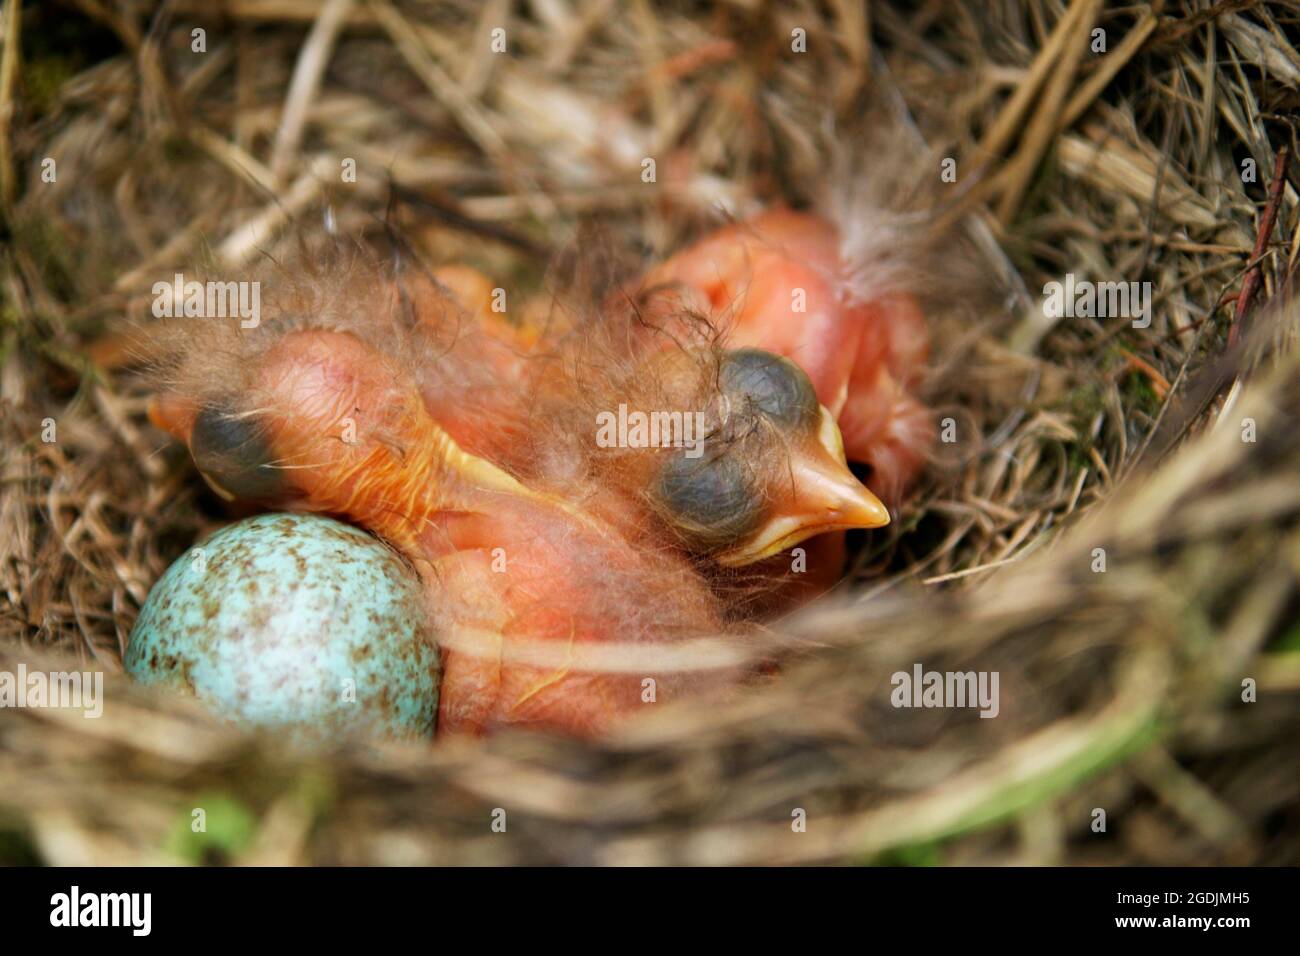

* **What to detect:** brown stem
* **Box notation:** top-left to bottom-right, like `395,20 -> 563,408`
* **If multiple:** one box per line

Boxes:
1229,146 -> 1290,347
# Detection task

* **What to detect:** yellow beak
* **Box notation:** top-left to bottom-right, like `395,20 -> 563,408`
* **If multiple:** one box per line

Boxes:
715,407 -> 890,566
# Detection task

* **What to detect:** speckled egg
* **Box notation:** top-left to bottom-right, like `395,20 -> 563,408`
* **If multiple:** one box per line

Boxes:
125,513 -> 440,741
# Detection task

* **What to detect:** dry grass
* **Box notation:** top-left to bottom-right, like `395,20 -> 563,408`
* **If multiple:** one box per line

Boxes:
1,0 -> 1298,864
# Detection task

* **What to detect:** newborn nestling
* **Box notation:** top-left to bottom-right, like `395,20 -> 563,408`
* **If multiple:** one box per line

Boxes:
644,208 -> 934,505
144,210 -> 933,736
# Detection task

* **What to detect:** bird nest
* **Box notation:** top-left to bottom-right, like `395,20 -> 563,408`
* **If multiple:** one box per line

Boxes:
2,0 -> 1299,865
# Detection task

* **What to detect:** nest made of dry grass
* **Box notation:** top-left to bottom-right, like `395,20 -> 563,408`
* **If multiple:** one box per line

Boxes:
1,0 -> 1299,865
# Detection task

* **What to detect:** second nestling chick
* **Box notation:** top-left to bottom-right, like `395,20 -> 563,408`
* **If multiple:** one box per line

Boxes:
642,208 -> 936,506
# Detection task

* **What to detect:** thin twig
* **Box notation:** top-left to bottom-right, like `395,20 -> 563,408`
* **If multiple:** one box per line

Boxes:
1229,145 -> 1289,346
269,0 -> 354,184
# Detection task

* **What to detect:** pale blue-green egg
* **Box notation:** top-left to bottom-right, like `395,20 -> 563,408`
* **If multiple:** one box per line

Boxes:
125,513 -> 439,741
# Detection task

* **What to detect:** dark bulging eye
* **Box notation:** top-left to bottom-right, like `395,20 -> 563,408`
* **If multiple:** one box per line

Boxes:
656,450 -> 762,552
720,349 -> 818,429
191,403 -> 286,500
